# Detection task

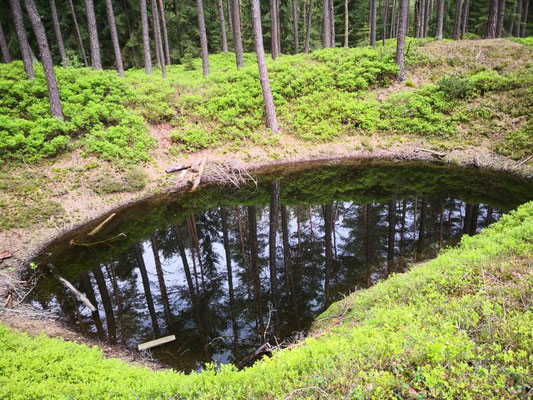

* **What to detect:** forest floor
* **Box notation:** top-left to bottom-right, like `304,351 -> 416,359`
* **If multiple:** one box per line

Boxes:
0,38 -> 532,370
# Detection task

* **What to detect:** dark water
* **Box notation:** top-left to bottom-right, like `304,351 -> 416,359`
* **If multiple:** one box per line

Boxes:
30,161 -> 533,372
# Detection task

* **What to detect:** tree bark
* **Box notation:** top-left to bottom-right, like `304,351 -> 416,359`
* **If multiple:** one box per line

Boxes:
383,0 -> 389,45
250,0 -> 280,134
92,266 -> 117,345
305,0 -> 314,52
369,0 -> 377,47
84,0 -> 102,69
49,0 -> 67,67
390,0 -> 397,37
496,0 -> 506,36
0,21 -> 10,63
196,0 -> 209,76
140,0 -> 152,74
227,0 -> 234,35
270,0 -> 280,58
508,0 -> 517,34
216,0 -> 229,52
344,0 -> 349,46
460,0 -> 469,38
24,0 -> 64,118
323,0 -> 331,47
453,0 -> 463,39
395,0 -> 408,81
520,0 -> 528,37
134,243 -> 161,337
514,0 -> 522,36
105,0 -> 124,76
292,0 -> 300,53
158,0 -> 171,64
485,0 -> 499,38
68,0 -> 88,66
10,0 -> 35,78
151,0 -> 167,78
230,0 -> 244,67
436,0 -> 444,38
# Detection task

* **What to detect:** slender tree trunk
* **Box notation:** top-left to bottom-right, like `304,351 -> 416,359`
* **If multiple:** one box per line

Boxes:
369,0 -> 377,47
387,198 -> 396,273
293,0 -> 300,53
84,0 -> 102,69
270,0 -> 279,58
390,0 -> 397,37
415,198 -> 426,261
151,0 -> 167,78
509,0 -> 517,34
151,237 -> 172,329
227,0 -> 234,36
10,0 -> 35,78
520,0 -> 528,37
496,0 -> 506,36
24,0 -> 64,118
0,21 -> 10,63
197,0 -> 209,76
67,0 -> 88,66
276,0 -> 282,53
330,0 -> 336,47
247,206 -> 265,335
268,182 -> 280,329
395,0 -> 408,81
485,0 -> 499,38
383,0 -> 389,44
134,243 -> 161,337
80,274 -> 105,340
344,0 -> 349,46
436,0 -> 444,38
230,0 -> 244,67
460,0 -> 469,38
107,264 -> 126,344
93,266 -> 117,345
280,205 -> 296,305
140,0 -> 152,73
105,0 -> 124,76
305,0 -> 314,52
49,0 -> 67,66
453,0 -> 463,39
322,204 -> 333,308
250,0 -> 280,134
514,0 -> 522,36
158,0 -> 171,64
323,0 -> 331,47
424,0 -> 431,37
220,208 -> 239,343
216,0 -> 229,52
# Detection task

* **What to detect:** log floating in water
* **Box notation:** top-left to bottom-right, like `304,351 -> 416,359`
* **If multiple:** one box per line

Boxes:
138,335 -> 176,351
46,264 -> 97,312
88,213 -> 116,237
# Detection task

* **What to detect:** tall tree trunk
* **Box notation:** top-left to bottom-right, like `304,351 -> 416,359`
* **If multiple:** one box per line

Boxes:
133,243 -> 161,337
230,0 -> 244,67
387,198 -> 396,273
196,0 -> 209,76
424,0 -> 431,37
344,0 -> 349,46
390,0 -> 397,37
292,0 -> 300,53
508,0 -> 517,34
49,0 -> 67,66
395,0 -> 408,81
304,0 -> 314,52
460,0 -> 469,38
270,0 -> 279,58
323,0 -> 331,47
151,0 -> 167,78
151,237 -> 172,329
140,0 -> 152,73
250,0 -> 280,134
0,21 -> 10,63
383,0 -> 389,44
369,0 -> 377,47
496,0 -> 506,36
514,0 -> 522,36
84,0 -> 102,69
24,0 -> 64,118
227,0 -> 234,35
107,264 -> 126,345
93,266 -> 117,345
280,205 -> 296,305
80,273 -> 105,340
247,206 -> 265,335
276,0 -> 282,53
68,0 -> 88,66
520,0 -> 528,37
158,0 -> 171,64
436,0 -> 444,38
453,0 -> 463,39
485,0 -> 499,38
268,182 -> 280,330
220,208 -> 239,343
105,0 -> 124,76
329,0 -> 335,47
216,0 -> 229,52
10,0 -> 35,78
415,198 -> 426,261
323,204 -> 333,308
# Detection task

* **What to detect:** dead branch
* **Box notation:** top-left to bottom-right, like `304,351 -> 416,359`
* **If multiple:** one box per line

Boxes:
88,213 -> 116,237
208,163 -> 258,188
282,387 -> 331,400
191,155 -> 208,192
515,154 -> 533,168
236,343 -> 272,370
46,264 -> 97,312
165,160 -> 200,174
415,148 -> 446,158
70,232 -> 127,248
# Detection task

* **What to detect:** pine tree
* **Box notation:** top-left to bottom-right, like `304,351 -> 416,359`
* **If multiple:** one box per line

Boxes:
140,0 -> 152,74
49,0 -> 67,66
105,0 -> 124,76
0,20 -> 11,63
230,0 -> 244,67
9,0 -> 35,78
196,0 -> 210,76
396,0 -> 408,81
85,0 -> 102,68
67,0 -> 88,66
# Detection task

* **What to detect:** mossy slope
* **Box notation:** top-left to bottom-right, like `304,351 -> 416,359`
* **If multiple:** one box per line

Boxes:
1,202 -> 532,399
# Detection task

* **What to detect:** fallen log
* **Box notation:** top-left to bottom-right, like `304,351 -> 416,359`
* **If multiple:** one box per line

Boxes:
138,335 -> 176,351
191,155 -> 207,192
88,213 -> 116,237
46,264 -> 96,312
236,342 -> 272,370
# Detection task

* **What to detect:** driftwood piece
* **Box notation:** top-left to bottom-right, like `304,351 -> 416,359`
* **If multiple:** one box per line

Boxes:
138,335 -> 176,351
46,264 -> 96,312
88,213 -> 116,237
165,160 -> 201,174
70,233 -> 127,248
191,155 -> 208,192
236,343 -> 272,369
415,148 -> 446,158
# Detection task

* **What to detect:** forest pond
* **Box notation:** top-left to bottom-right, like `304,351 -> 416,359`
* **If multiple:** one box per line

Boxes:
29,160 -> 533,373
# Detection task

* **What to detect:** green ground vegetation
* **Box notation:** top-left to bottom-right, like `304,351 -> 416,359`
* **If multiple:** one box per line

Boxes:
1,201 -> 532,399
